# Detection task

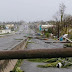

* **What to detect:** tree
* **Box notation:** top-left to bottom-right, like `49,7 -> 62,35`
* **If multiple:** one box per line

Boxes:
62,14 -> 72,35
53,12 -> 60,38
53,3 -> 66,38
59,3 -> 66,23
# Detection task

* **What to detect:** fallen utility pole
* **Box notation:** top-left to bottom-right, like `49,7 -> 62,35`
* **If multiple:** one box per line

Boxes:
0,48 -> 72,60
45,41 -> 70,43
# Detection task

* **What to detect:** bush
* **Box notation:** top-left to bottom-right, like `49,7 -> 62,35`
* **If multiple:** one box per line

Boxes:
69,33 -> 72,39
16,67 -> 23,72
64,43 -> 72,48
70,36 -> 72,39
48,28 -> 52,33
45,33 -> 49,38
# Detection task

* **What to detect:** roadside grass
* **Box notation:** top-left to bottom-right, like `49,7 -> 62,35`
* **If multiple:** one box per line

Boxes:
28,58 -> 48,62
25,39 -> 33,48
44,58 -> 58,63
28,58 -> 58,63
37,58 -> 72,68
28,42 -> 35,43
14,39 -> 23,40
11,37 -> 31,72
37,61 -> 72,68
28,58 -> 72,68
62,63 -> 72,68
37,61 -> 59,68
53,38 -> 57,40
28,37 -> 32,40
64,43 -> 72,48
13,59 -> 24,72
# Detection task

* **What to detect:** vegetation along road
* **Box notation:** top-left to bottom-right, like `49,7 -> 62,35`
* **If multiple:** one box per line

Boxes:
20,38 -> 72,72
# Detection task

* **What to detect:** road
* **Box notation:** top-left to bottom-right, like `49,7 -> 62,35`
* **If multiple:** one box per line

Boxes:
0,34 -> 26,50
20,38 -> 72,72
0,23 -> 32,50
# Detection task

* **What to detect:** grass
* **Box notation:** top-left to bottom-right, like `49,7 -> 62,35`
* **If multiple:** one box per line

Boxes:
14,39 -> 23,40
63,63 -> 72,68
44,58 -> 58,63
13,59 -> 24,72
37,58 -> 72,68
64,43 -> 72,48
28,58 -> 72,68
37,61 -> 59,68
28,58 -> 48,62
28,42 -> 35,43
28,58 -> 58,63
53,38 -> 57,40
26,37 -> 72,68
14,67 -> 24,72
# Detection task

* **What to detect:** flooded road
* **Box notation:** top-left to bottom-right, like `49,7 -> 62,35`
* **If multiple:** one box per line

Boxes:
20,39 -> 72,72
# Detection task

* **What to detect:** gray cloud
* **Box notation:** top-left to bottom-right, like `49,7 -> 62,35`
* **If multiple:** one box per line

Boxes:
0,0 -> 71,22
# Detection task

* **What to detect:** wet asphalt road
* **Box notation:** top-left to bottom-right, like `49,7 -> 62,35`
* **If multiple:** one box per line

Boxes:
20,38 -> 72,72
0,33 -> 27,50
0,23 -> 33,50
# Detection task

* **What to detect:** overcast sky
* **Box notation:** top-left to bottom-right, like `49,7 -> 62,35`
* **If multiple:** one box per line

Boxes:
0,0 -> 72,22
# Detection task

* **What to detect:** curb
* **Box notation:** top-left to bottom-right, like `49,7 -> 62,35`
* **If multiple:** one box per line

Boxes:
0,37 -> 29,72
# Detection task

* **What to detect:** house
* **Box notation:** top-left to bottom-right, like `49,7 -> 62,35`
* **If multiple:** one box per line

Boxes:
5,24 -> 14,29
41,25 -> 54,29
41,24 -> 55,35
0,29 -> 11,34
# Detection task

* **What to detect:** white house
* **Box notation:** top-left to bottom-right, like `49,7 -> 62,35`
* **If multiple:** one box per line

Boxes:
0,29 -> 11,34
41,25 -> 54,29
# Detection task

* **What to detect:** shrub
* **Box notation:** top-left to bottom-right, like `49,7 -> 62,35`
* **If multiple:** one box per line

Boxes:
45,33 -> 49,38
64,43 -> 72,48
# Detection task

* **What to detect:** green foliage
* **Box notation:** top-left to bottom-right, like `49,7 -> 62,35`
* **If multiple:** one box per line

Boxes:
63,63 -> 72,68
44,58 -> 58,63
69,33 -> 72,39
48,28 -> 52,33
37,58 -> 72,68
37,61 -> 59,68
2,25 -> 6,29
0,25 -> 6,30
61,27 -> 67,36
28,42 -> 34,43
45,33 -> 49,38
28,58 -> 61,63
28,58 -> 72,68
13,59 -> 23,72
15,67 -> 23,72
70,36 -> 72,39
28,58 -> 48,62
64,43 -> 72,48
14,39 -> 23,40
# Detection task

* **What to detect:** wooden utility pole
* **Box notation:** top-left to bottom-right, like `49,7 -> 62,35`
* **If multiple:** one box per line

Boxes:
0,48 -> 72,60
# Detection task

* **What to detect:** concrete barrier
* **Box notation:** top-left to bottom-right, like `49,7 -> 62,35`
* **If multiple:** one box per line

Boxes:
0,37 -> 29,72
